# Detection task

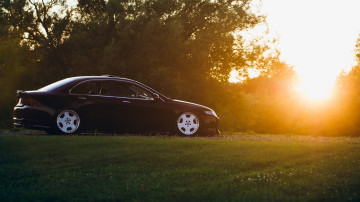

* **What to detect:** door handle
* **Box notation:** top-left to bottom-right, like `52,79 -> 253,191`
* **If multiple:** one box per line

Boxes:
122,100 -> 131,104
78,97 -> 87,100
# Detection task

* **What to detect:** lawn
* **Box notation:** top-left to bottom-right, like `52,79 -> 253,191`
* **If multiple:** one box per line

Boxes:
0,133 -> 360,201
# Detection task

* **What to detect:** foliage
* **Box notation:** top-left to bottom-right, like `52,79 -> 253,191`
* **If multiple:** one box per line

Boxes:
321,36 -> 360,136
331,67 -> 360,135
2,0 -> 360,136
0,0 -> 273,129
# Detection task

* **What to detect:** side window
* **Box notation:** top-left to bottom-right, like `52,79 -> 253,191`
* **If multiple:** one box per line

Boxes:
112,82 -> 136,97
71,81 -> 111,96
71,81 -> 97,95
98,82 -> 110,95
131,85 -> 154,99
112,82 -> 153,99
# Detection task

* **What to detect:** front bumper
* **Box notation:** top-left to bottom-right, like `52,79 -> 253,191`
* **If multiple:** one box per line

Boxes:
201,114 -> 220,135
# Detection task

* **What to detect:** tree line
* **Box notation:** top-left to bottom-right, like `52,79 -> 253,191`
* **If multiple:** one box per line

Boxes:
1,0 -> 360,136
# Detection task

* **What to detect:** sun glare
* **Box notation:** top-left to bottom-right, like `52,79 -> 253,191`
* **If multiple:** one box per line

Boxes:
230,0 -> 360,103
256,0 -> 360,102
293,62 -> 338,102
295,75 -> 334,102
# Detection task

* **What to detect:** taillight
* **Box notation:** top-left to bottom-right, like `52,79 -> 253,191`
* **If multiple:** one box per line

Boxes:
17,98 -> 41,106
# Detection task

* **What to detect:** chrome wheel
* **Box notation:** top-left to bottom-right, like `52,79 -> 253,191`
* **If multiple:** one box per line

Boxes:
56,110 -> 80,134
177,112 -> 200,135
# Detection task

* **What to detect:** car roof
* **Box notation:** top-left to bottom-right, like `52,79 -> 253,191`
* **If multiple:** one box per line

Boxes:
37,75 -> 168,99
38,75 -> 135,92
67,75 -> 127,81
65,75 -> 148,86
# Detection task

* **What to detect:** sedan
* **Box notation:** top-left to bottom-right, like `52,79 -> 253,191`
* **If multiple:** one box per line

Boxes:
13,75 -> 219,136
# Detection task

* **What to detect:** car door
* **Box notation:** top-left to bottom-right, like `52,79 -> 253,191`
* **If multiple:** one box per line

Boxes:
110,81 -> 140,131
70,80 -> 117,131
111,81 -> 173,132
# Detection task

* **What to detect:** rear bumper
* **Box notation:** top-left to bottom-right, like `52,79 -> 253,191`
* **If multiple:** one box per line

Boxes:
13,117 -> 25,128
13,117 -> 51,129
13,105 -> 52,129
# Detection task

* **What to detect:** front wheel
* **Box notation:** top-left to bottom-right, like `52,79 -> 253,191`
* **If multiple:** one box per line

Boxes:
176,112 -> 200,136
56,110 -> 81,134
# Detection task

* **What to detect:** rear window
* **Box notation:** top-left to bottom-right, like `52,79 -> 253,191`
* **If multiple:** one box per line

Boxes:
38,78 -> 74,92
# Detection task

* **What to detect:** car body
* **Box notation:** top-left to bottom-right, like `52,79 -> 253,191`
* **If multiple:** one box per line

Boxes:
13,75 -> 219,136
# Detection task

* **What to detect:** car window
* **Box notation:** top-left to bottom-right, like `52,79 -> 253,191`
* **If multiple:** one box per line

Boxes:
71,81 -> 111,96
98,82 -> 111,95
38,77 -> 74,92
112,82 -> 136,97
130,85 -> 154,99
112,82 -> 153,99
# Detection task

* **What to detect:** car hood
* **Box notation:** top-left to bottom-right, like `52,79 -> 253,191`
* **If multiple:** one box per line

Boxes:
170,99 -> 212,111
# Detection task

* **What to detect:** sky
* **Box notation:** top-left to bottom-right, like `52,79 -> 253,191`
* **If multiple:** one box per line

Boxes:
257,0 -> 360,100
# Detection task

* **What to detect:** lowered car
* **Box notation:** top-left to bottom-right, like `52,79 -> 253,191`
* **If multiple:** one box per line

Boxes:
13,75 -> 219,136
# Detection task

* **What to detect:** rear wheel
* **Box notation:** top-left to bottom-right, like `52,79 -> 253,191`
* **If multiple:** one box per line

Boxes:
56,110 -> 80,134
176,112 -> 200,136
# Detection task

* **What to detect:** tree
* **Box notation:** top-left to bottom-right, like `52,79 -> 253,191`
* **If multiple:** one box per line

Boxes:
0,0 -> 285,131
74,1 -> 269,96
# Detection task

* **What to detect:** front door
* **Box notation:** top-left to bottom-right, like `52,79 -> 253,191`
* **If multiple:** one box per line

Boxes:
111,81 -> 172,132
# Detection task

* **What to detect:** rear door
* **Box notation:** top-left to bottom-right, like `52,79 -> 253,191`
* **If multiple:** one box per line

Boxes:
70,80 -> 117,131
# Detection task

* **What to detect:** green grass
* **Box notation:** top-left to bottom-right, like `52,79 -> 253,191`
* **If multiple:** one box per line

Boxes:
1,134 -> 360,201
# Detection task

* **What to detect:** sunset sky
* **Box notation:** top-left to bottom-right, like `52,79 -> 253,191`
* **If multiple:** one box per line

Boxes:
258,0 -> 360,100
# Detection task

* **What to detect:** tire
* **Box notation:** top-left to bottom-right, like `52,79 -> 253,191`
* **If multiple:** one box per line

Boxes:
56,110 -> 81,134
176,112 -> 200,136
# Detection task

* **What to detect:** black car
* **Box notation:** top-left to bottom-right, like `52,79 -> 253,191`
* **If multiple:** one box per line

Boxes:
13,75 -> 219,136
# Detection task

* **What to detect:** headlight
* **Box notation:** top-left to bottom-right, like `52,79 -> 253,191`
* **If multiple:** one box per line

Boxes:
204,110 -> 217,117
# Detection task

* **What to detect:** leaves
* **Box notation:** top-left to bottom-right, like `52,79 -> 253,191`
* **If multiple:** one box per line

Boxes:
0,0 -> 296,133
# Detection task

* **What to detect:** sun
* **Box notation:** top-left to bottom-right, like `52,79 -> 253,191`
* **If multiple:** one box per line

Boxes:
258,0 -> 360,103
295,74 -> 334,102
